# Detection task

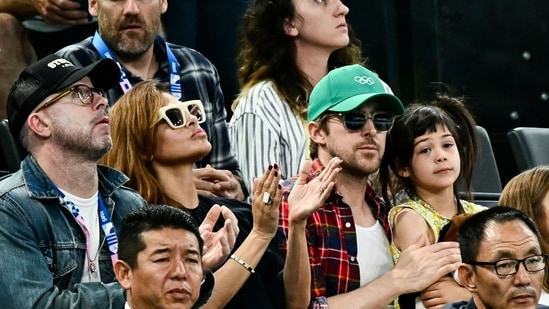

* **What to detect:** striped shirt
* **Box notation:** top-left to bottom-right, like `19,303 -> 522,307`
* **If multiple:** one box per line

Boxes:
229,81 -> 306,190
56,37 -> 242,178
276,159 -> 391,308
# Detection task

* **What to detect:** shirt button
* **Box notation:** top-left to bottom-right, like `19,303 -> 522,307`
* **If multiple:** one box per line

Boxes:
345,222 -> 351,228
350,256 -> 355,262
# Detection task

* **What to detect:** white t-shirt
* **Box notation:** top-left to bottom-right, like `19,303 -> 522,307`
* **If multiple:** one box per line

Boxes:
61,190 -> 101,283
356,220 -> 394,286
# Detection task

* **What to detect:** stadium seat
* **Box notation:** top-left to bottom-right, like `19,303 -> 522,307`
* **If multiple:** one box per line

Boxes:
458,126 -> 501,207
508,127 -> 549,172
0,119 -> 25,175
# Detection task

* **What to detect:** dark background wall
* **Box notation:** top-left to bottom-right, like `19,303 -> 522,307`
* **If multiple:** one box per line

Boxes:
163,0 -> 549,187
403,1 -> 549,186
162,0 -> 249,120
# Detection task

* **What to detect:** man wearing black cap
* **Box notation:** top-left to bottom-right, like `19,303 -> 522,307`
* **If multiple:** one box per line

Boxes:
0,54 -> 147,308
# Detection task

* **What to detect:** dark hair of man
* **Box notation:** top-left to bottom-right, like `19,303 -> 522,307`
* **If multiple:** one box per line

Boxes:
118,204 -> 204,269
234,0 -> 365,119
458,206 -> 542,264
379,90 -> 479,206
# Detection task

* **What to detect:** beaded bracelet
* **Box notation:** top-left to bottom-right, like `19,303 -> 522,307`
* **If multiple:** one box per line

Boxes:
230,254 -> 255,274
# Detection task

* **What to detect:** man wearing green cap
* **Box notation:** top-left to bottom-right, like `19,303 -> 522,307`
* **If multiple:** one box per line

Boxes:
276,64 -> 462,308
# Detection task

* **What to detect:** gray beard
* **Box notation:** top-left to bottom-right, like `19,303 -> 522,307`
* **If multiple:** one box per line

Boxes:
111,38 -> 154,60
51,124 -> 111,162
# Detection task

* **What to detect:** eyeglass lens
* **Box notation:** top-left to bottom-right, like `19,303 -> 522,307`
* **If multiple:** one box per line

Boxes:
496,255 -> 547,275
342,112 -> 394,131
75,85 -> 106,105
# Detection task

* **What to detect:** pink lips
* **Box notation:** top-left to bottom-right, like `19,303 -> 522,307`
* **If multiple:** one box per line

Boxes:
168,287 -> 191,300
510,294 -> 535,304
434,168 -> 452,174
95,115 -> 110,126
191,128 -> 207,138
357,143 -> 377,151
119,23 -> 143,34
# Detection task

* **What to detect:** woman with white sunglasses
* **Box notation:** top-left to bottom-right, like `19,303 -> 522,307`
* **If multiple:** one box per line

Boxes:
102,80 -> 285,309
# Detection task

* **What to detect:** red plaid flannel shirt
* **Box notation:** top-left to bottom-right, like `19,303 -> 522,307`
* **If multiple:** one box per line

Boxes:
277,159 -> 391,308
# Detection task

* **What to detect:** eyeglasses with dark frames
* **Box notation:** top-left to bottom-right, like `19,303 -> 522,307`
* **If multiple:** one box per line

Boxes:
334,111 -> 395,132
468,254 -> 548,276
37,84 -> 107,111
157,100 -> 206,129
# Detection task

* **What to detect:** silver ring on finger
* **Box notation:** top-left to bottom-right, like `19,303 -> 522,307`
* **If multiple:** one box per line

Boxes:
262,192 -> 273,205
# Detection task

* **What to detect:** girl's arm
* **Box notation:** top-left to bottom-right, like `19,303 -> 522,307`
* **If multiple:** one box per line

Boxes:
393,209 -> 471,309
392,208 -> 434,252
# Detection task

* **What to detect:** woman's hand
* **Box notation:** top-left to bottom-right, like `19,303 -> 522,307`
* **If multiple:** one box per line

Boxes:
250,164 -> 282,239
193,165 -> 245,201
199,204 -> 239,272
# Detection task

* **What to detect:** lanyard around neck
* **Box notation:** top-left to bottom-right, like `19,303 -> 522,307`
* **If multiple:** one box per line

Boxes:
56,187 -> 119,272
92,31 -> 182,100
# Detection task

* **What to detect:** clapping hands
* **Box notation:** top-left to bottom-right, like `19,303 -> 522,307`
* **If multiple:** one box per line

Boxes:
199,204 -> 239,272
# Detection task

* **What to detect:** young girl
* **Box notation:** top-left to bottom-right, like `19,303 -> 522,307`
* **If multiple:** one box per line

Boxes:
380,93 -> 486,309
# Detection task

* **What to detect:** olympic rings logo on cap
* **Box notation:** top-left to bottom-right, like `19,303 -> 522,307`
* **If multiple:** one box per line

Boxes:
354,76 -> 375,85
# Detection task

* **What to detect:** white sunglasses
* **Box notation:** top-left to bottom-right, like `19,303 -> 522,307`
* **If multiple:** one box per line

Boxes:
157,100 -> 206,129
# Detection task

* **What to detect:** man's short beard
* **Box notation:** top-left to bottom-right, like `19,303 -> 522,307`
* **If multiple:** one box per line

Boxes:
113,44 -> 150,60
339,159 -> 380,178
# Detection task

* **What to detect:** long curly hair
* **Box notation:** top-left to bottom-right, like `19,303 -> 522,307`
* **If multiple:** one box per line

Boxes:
233,0 -> 365,120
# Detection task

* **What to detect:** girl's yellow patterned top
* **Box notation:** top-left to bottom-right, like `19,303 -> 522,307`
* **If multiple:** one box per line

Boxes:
389,196 -> 486,264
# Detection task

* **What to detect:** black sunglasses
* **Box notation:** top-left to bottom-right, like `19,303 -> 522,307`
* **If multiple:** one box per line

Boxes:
335,112 -> 395,131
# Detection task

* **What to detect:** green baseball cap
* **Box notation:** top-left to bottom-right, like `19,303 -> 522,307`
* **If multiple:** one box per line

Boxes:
308,64 -> 404,121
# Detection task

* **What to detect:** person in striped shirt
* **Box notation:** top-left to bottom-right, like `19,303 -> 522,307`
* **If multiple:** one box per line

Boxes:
229,0 -> 365,192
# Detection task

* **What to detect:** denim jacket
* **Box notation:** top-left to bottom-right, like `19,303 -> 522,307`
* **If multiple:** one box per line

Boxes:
0,156 -> 147,308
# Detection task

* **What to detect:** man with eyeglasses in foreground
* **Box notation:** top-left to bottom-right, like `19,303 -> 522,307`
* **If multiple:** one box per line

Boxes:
276,64 -> 462,308
0,54 -> 148,307
443,206 -> 549,309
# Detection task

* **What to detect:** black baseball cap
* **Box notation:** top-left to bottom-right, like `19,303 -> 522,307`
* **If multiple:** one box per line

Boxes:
7,54 -> 120,139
